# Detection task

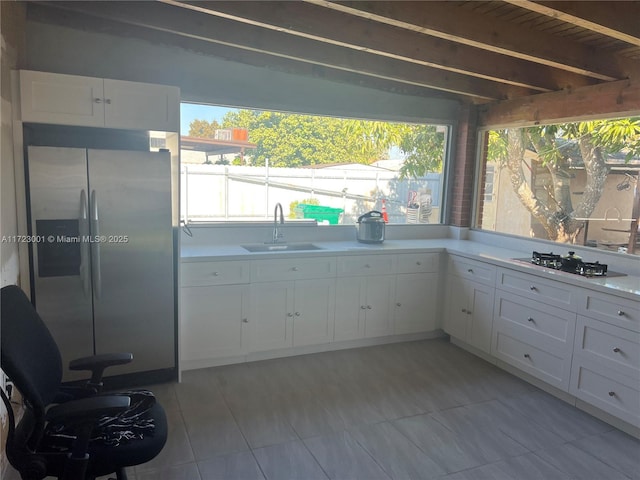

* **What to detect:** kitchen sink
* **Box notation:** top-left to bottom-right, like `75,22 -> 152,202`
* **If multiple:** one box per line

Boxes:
242,243 -> 323,252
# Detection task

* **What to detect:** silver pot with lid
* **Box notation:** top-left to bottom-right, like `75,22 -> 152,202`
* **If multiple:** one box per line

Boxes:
356,211 -> 385,244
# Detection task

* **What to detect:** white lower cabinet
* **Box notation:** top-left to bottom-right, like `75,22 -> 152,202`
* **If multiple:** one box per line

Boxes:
570,359 -> 640,428
394,272 -> 439,334
491,268 -> 580,392
570,309 -> 640,427
180,284 -> 249,365
292,278 -> 335,347
248,278 -> 335,352
334,275 -> 395,341
492,291 -> 576,391
444,274 -> 495,353
248,281 -> 292,352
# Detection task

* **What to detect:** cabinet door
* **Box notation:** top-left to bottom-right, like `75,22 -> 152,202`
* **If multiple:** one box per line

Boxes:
248,281 -> 293,352
467,281 -> 495,353
293,279 -> 335,347
444,275 -> 469,340
20,70 -> 105,127
364,276 -> 395,338
394,272 -> 438,335
334,277 -> 364,341
103,79 -> 179,132
181,285 -> 248,363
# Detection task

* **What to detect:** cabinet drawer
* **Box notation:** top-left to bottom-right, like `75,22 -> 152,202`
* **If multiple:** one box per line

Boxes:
579,292 -> 639,332
337,254 -> 395,277
570,361 -> 640,428
494,291 -> 575,344
448,256 -> 496,285
497,268 -> 577,311
252,257 -> 335,282
493,329 -> 570,390
574,315 -> 640,379
396,253 -> 439,274
182,261 -> 250,286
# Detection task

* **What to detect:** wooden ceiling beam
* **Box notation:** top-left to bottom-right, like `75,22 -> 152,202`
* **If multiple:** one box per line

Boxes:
505,1 -> 640,47
312,0 -> 640,81
478,78 -> 640,129
47,1 -> 534,100
168,0 -> 594,92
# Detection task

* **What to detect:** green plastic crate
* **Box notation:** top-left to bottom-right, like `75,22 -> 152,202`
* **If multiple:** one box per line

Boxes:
294,204 -> 344,224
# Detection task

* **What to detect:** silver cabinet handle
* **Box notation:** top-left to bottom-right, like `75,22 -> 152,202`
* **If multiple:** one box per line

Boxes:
212,272 -> 219,276
365,264 -> 371,268
617,310 -> 625,316
462,308 -> 467,313
287,313 -> 293,317
416,261 -> 422,266
468,268 -> 473,273
242,318 -> 248,323
79,189 -> 91,298
613,347 -> 621,353
527,317 -> 534,322
291,267 -> 298,271
608,391 -> 616,397
530,285 -> 537,291
90,190 -> 102,300
94,98 -> 102,103
367,305 -> 372,309
524,353 -> 531,359
295,312 -> 301,317
396,302 -> 401,307
467,311 -> 472,315
104,98 -> 112,105
361,305 -> 367,309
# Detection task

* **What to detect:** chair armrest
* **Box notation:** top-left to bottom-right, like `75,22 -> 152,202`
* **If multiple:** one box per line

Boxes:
46,395 -> 130,425
68,352 -> 133,388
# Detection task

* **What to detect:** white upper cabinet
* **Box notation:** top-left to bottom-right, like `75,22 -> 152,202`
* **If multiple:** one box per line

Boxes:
103,79 -> 179,132
20,70 -> 179,132
20,71 -> 106,127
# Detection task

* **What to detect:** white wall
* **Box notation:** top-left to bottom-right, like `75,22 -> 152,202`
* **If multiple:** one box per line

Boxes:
0,3 -> 26,474
24,20 -> 460,124
0,4 -> 24,288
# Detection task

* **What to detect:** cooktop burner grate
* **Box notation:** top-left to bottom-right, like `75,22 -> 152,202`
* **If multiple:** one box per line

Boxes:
514,251 -> 626,278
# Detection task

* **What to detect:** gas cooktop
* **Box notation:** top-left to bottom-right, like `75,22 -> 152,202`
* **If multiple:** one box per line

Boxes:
513,251 -> 626,278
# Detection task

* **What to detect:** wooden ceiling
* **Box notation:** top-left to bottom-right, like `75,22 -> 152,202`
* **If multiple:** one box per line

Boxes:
30,1 -> 640,125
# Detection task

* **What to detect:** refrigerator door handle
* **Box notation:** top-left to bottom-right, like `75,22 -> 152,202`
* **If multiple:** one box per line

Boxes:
90,189 -> 102,300
79,190 -> 91,298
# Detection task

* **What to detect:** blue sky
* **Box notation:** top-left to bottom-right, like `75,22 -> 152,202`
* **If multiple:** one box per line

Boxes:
180,103 -> 237,135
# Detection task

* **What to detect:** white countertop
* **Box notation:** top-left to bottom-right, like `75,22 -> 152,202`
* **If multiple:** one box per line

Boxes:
181,239 -> 640,299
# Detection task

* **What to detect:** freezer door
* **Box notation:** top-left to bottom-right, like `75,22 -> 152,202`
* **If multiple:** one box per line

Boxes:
87,149 -> 175,375
27,146 -> 94,381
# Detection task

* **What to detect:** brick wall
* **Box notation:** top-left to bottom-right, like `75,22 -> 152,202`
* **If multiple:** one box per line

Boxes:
449,103 -> 479,227
475,132 -> 489,228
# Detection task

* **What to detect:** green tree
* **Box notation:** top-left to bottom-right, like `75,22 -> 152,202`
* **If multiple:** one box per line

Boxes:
488,118 -> 640,243
188,118 -> 221,138
220,110 -> 391,166
398,125 -> 446,178
189,110 -> 447,172
342,120 -> 446,178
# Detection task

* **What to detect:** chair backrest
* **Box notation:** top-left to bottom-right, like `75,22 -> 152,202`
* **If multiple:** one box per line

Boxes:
1,285 -> 63,414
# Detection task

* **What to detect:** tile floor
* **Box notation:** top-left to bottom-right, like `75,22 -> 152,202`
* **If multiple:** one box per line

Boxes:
5,338 -> 640,479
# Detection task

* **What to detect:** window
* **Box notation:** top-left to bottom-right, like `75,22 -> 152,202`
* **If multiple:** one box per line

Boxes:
180,104 -> 450,225
475,118 -> 640,255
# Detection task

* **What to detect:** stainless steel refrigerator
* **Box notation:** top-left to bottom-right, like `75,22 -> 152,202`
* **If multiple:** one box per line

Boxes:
27,146 -> 175,382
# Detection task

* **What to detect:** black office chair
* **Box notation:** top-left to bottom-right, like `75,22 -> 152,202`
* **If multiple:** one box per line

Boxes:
0,285 -> 167,480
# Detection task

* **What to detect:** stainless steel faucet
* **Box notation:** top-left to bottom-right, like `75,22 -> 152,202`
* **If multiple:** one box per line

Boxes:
273,202 -> 284,243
